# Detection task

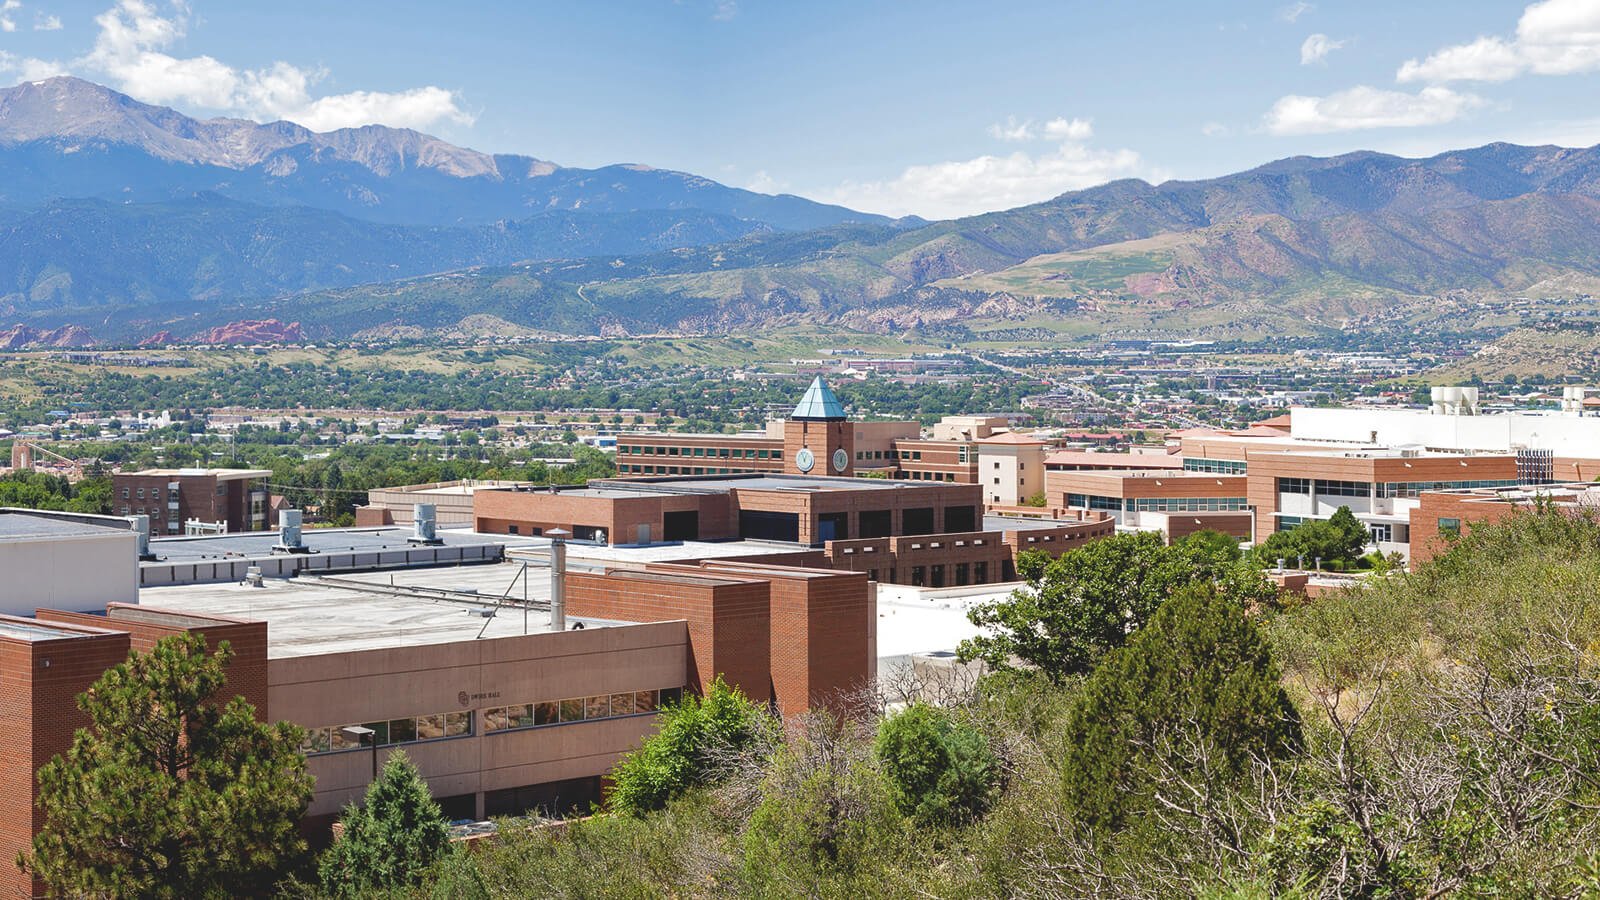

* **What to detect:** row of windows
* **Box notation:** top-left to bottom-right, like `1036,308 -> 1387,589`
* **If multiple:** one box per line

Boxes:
1376,479 -> 1518,498
301,710 -> 474,755
1183,458 -> 1247,474
120,505 -> 179,521
1130,496 -> 1248,512
1280,478 -> 1522,498
1276,515 -> 1307,532
619,464 -> 765,476
1278,478 -> 1367,496
121,486 -> 173,500
1066,493 -> 1126,511
904,471 -> 956,482
856,449 -> 926,461
623,445 -> 783,460
484,688 -> 682,733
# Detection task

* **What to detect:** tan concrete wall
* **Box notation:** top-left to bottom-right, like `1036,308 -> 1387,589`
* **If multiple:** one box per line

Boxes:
269,621 -> 689,816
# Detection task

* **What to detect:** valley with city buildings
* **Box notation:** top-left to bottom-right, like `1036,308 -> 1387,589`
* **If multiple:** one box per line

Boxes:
6,1 -> 1600,895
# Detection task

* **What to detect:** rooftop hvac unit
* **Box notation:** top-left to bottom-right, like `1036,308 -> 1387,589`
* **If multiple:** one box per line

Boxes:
128,513 -> 156,561
409,503 -> 443,545
274,509 -> 310,554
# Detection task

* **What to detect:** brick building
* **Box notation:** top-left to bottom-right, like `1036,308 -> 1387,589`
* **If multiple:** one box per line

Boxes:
613,377 -> 998,484
112,468 -> 273,535
0,514 -> 884,893
475,474 -> 984,547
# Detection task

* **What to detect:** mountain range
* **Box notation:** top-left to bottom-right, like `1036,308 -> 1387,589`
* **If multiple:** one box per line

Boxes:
3,76 -> 1600,344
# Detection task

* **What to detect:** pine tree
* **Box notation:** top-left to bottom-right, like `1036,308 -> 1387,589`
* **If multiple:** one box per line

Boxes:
1061,585 -> 1302,831
22,632 -> 313,897
319,750 -> 450,896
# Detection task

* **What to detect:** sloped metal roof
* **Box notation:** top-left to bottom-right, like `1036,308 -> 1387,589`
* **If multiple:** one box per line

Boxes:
791,376 -> 846,420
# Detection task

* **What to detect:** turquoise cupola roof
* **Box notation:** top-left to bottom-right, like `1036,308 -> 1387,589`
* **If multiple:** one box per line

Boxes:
791,376 -> 847,421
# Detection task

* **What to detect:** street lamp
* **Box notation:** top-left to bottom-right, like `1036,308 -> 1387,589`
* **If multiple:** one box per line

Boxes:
340,725 -> 378,781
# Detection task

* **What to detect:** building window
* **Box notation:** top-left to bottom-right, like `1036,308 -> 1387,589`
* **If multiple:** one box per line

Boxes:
1067,493 -> 1124,512
302,710 -> 472,755
482,689 -> 677,734
1314,479 -> 1370,497
136,488 -> 145,500
121,487 -> 130,499
1438,517 -> 1462,537
1183,458 -> 1247,474
1277,478 -> 1311,494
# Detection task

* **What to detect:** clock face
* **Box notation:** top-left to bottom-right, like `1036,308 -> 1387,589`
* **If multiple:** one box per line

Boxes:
832,447 -> 849,473
794,447 -> 815,473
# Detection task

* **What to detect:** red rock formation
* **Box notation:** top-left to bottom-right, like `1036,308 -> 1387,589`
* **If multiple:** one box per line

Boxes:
193,319 -> 304,344
0,324 -> 96,349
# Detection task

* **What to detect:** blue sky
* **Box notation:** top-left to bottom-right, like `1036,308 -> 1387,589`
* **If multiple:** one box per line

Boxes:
4,1 -> 1600,219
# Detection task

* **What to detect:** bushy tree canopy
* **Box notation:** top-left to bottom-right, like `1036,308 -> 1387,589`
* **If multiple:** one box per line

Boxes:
960,531 -> 1277,682
1252,504 -> 1369,570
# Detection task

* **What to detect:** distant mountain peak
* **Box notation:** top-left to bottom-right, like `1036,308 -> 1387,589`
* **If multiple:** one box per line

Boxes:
0,75 -> 502,178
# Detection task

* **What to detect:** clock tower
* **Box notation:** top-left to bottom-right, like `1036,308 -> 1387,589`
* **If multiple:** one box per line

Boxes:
783,377 -> 854,477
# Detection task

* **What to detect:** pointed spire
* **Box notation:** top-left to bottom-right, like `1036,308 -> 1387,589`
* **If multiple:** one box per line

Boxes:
791,376 -> 846,421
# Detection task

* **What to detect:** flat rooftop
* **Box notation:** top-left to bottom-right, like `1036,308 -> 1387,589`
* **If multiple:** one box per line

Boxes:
121,468 -> 273,481
137,562 -> 638,658
0,617 -> 97,642
596,474 -> 966,495
0,508 -> 131,541
146,525 -> 524,565
982,514 -> 1101,532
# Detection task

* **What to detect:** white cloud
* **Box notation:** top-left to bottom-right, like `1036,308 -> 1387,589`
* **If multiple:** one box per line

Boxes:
1264,85 -> 1486,135
745,170 -> 788,194
1043,117 -> 1093,140
65,0 -> 472,132
0,50 -> 68,81
1398,0 -> 1600,83
1278,2 -> 1314,23
0,0 -> 18,33
712,0 -> 737,21
988,115 -> 1092,143
34,13 -> 59,30
1300,33 -> 1345,65
1201,121 -> 1231,137
820,140 -> 1153,220
987,116 -> 1035,142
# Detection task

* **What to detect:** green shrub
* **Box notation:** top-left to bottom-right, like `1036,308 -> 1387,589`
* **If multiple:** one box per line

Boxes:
609,676 -> 774,814
874,703 -> 999,826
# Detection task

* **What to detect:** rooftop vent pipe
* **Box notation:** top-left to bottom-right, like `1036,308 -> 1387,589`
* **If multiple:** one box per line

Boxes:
548,529 -> 569,633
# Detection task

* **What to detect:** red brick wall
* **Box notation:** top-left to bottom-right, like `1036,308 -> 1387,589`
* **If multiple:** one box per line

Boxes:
562,571 -> 773,705
36,608 -> 270,720
1407,491 -> 1522,567
1,628 -> 130,899
686,562 -> 871,717
784,419 -> 854,477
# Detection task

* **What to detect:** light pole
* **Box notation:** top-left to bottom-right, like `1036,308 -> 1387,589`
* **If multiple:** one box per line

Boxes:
341,725 -> 378,781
